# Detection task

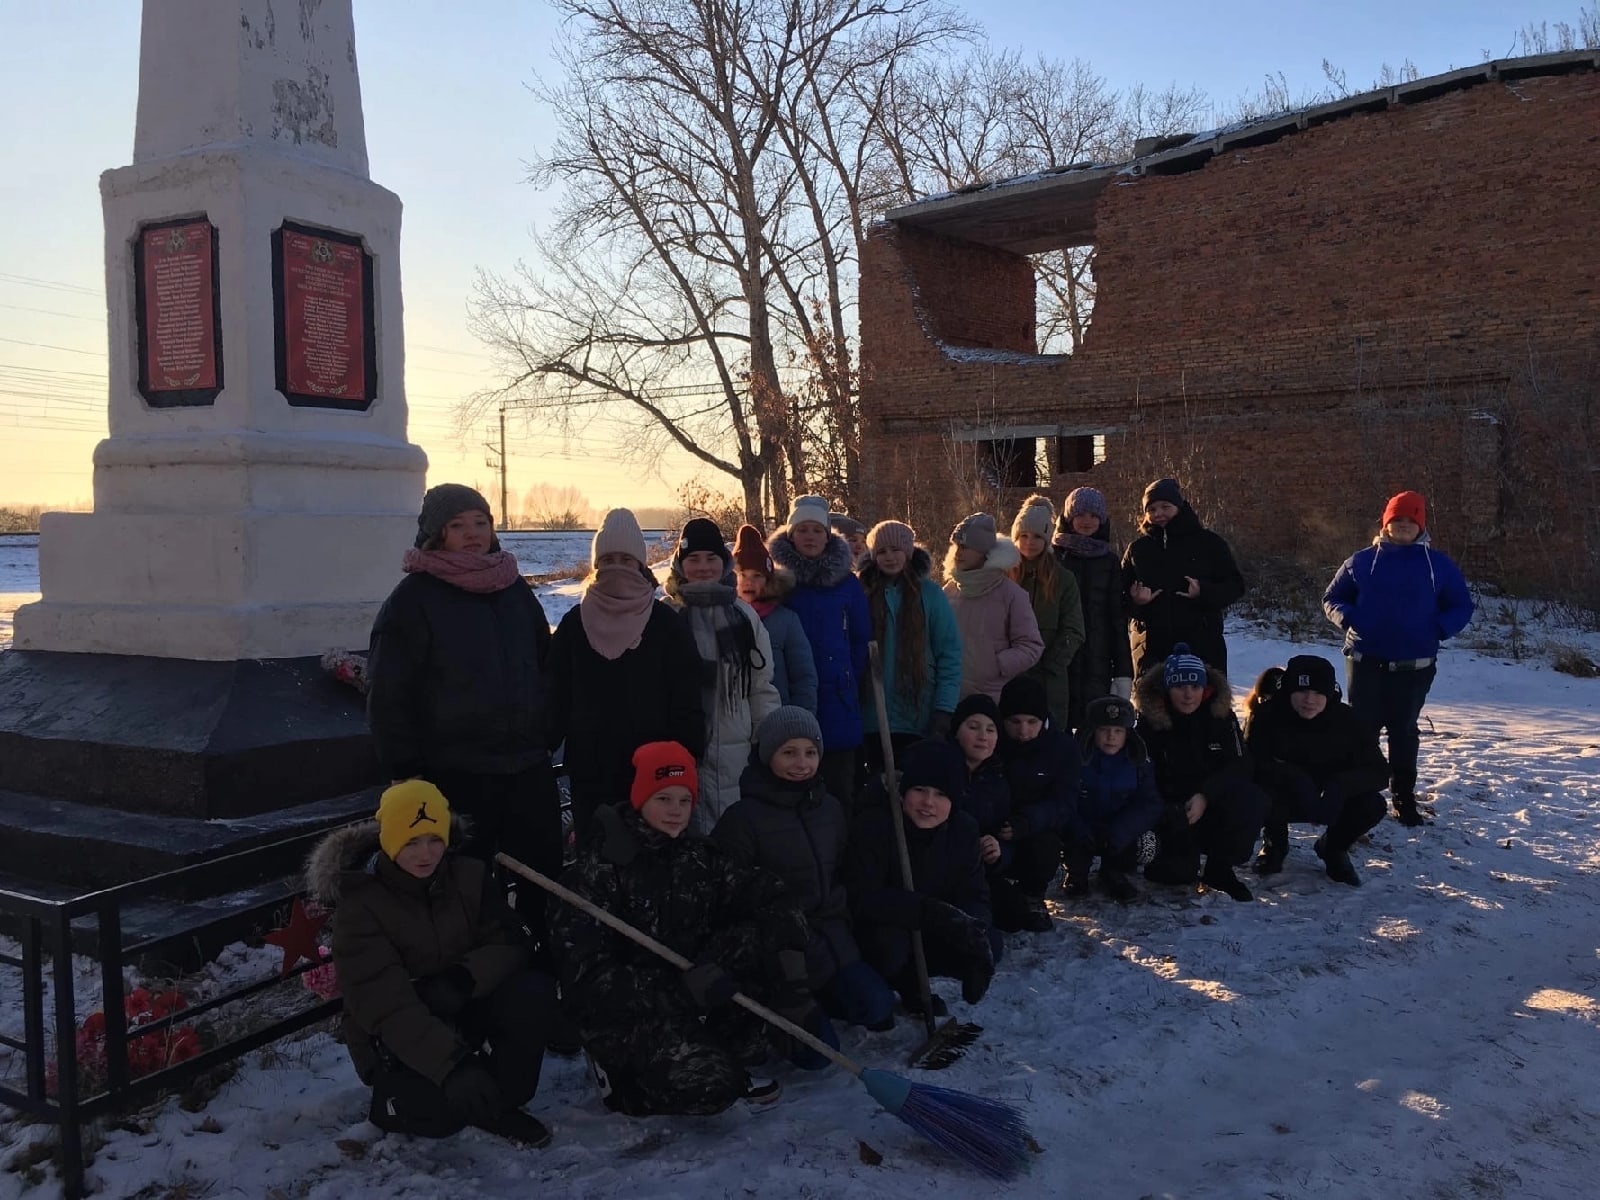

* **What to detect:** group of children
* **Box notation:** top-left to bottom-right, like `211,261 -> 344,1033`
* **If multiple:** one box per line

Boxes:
318,476 -> 1473,1145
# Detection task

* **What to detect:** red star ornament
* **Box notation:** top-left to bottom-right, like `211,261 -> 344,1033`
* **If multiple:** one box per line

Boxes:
263,899 -> 329,976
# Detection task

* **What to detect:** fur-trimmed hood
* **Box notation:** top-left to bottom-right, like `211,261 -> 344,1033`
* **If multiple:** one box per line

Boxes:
1132,663 -> 1235,732
305,813 -> 471,906
943,536 -> 1022,580
755,566 -> 797,603
769,526 -> 856,588
857,545 -> 933,589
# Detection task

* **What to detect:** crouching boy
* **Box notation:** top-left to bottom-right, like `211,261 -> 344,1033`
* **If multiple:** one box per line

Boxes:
847,740 -> 999,1017
309,780 -> 556,1147
551,742 -> 815,1116
1069,696 -> 1164,903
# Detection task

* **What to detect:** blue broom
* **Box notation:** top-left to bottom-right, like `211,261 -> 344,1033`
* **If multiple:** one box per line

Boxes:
497,853 -> 1034,1180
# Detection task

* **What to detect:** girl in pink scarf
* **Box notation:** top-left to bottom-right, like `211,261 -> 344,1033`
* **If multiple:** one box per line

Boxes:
366,484 -> 563,899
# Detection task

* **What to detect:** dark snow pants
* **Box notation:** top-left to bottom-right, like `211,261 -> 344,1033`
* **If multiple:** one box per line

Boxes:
368,968 -> 556,1137
584,1015 -> 754,1117
989,830 -> 1062,930
1346,658 -> 1437,799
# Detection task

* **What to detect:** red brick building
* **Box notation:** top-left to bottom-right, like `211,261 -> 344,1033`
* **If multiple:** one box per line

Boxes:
858,51 -> 1600,599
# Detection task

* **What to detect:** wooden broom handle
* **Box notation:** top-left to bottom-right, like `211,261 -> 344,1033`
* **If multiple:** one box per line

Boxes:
495,852 -> 863,1078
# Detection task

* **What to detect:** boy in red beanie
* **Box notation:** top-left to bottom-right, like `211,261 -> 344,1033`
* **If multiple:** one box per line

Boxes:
549,742 -> 814,1115
1323,491 -> 1473,826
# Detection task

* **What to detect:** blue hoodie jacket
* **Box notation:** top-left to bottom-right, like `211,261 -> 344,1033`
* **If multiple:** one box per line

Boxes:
769,528 -> 872,751
1323,535 -> 1473,662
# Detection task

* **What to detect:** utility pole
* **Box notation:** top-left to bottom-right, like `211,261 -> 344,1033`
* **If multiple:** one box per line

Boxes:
483,404 -> 508,530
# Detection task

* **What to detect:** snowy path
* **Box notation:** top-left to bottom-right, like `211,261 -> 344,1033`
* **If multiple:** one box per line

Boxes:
2,627 -> 1598,1198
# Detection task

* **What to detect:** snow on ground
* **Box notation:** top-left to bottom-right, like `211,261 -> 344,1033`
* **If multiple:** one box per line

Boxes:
3,604 -> 1600,1197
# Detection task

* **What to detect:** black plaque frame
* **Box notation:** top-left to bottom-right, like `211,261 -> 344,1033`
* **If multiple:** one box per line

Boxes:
271,220 -> 378,411
132,216 -> 224,408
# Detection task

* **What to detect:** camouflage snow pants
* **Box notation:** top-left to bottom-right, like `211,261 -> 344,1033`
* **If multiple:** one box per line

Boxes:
585,1011 -> 768,1117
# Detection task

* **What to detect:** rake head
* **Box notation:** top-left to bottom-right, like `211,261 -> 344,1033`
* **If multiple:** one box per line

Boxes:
909,1017 -> 983,1070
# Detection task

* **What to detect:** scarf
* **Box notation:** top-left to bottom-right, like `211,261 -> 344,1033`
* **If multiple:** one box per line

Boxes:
580,564 -> 658,661
401,548 -> 521,594
748,597 -> 778,619
948,565 -> 1009,598
1053,531 -> 1113,558
676,579 -> 763,707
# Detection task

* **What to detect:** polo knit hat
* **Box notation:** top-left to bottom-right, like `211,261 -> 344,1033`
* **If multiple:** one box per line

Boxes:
415,483 -> 493,549
1011,494 -> 1055,541
676,517 -> 730,565
592,507 -> 649,568
787,494 -> 831,531
1281,654 -> 1338,699
829,512 -> 866,537
898,739 -> 968,803
1164,643 -> 1207,689
1382,490 -> 1427,531
1142,478 -> 1184,510
952,692 -> 1001,732
1063,487 -> 1109,523
630,741 -> 699,810
950,512 -> 998,556
757,705 -> 824,765
732,524 -> 771,573
867,520 -> 916,556
1085,695 -> 1136,730
998,675 -> 1050,723
375,779 -> 451,860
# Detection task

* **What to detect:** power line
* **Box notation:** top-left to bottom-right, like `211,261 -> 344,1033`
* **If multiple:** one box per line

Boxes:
0,336 -> 105,358
0,272 -> 100,297
0,302 -> 98,322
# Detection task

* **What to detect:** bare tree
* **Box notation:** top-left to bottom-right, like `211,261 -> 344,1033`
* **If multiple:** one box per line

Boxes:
468,0 -> 963,522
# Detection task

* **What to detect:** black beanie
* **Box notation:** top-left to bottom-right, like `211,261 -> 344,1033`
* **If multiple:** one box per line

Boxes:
1142,478 -> 1184,510
1281,654 -> 1338,699
899,740 -> 967,804
676,517 -> 731,565
998,675 -> 1050,723
951,692 -> 1001,734
415,484 -> 494,549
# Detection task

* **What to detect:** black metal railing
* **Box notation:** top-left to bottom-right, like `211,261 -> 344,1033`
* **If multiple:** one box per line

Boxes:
0,828 -> 343,1199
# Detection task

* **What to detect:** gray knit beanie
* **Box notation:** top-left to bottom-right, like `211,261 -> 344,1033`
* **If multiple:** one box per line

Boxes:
1063,487 -> 1109,523
1011,494 -> 1055,541
592,507 -> 649,567
415,484 -> 493,549
867,520 -> 916,555
757,705 -> 824,764
949,512 -> 998,556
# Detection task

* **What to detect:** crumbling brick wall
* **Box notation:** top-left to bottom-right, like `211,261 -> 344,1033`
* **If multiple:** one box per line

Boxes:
859,69 -> 1600,599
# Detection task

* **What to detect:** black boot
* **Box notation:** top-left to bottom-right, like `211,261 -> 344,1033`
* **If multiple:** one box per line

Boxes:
1253,822 -> 1288,875
1063,851 -> 1093,896
1099,867 -> 1138,903
1314,835 -> 1361,887
1018,895 -> 1053,933
1201,858 -> 1254,902
1392,794 -> 1426,827
474,1108 -> 552,1149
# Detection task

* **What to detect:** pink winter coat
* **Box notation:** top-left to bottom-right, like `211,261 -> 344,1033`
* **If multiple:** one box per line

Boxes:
943,538 -> 1045,701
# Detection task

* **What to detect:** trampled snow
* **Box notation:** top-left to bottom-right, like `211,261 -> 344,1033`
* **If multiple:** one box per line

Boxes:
2,587 -> 1599,1198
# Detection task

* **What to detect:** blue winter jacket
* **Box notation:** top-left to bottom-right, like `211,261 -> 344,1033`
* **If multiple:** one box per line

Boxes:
859,549 -> 963,737
999,727 -> 1082,842
761,603 -> 818,711
769,529 -> 872,751
1074,731 -> 1164,852
1323,535 -> 1473,662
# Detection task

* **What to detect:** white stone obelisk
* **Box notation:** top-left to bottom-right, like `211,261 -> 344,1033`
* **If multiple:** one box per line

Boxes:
16,0 -> 426,660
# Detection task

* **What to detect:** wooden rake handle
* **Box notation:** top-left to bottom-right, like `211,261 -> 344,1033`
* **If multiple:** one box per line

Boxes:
495,852 -> 863,1078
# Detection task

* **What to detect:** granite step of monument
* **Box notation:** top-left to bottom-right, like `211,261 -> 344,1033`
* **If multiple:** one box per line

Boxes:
0,864 -> 313,972
0,784 -> 377,898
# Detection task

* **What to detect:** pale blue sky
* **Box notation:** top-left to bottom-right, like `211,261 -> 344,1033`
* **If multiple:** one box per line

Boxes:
0,0 -> 1582,507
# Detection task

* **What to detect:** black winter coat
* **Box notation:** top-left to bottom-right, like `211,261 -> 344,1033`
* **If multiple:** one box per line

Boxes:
998,728 -> 1082,840
552,804 -> 809,1041
1243,696 -> 1389,800
712,763 -> 860,989
547,601 -> 706,819
1055,525 -> 1132,728
1120,504 -> 1245,673
1133,664 -> 1252,805
846,807 -> 991,932
367,573 -> 552,780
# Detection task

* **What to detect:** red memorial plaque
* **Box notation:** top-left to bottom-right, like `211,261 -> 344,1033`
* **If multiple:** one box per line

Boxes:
273,222 -> 377,410
134,217 -> 222,407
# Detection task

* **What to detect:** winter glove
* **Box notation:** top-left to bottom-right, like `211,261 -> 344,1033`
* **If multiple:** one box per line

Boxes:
413,964 -> 475,1020
442,1054 -> 503,1124
681,961 -> 739,1012
927,710 -> 954,740
1110,677 -> 1133,701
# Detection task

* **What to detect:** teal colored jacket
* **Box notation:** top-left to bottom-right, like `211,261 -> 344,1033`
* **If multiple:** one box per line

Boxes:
860,549 -> 963,737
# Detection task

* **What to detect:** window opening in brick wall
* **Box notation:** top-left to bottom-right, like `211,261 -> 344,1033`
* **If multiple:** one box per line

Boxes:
1032,246 -> 1096,355
977,438 -> 1038,489
1056,433 -> 1108,472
